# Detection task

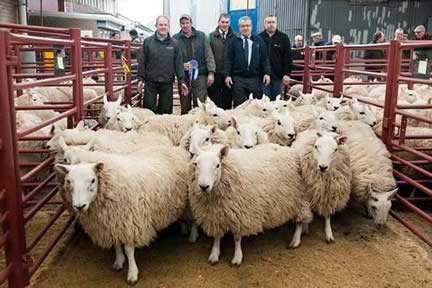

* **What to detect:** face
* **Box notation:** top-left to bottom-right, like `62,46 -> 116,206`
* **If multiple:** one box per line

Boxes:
273,113 -> 296,144
56,163 -> 102,212
180,19 -> 192,34
116,110 -> 138,132
112,34 -> 120,40
313,133 -> 345,172
378,33 -> 385,43
395,31 -> 404,40
318,111 -> 338,133
367,186 -> 398,225
325,95 -> 344,111
193,145 -> 229,193
415,30 -> 425,39
156,17 -> 169,36
264,16 -> 277,34
295,37 -> 303,47
202,102 -> 232,130
101,95 -> 122,124
188,123 -> 213,158
235,123 -> 260,149
218,17 -> 230,32
350,99 -> 377,127
239,19 -> 252,37
312,36 -> 322,44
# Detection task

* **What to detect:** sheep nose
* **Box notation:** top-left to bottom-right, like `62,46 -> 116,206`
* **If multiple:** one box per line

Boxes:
288,133 -> 295,139
371,121 -> 377,126
319,165 -> 328,172
125,128 -> 132,132
74,204 -> 86,211
332,126 -> 337,132
189,152 -> 194,159
333,106 -> 339,110
199,184 -> 210,192
244,145 -> 253,149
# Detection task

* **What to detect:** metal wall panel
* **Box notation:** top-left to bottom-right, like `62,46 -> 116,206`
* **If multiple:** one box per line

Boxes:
308,0 -> 432,45
258,0 -> 306,41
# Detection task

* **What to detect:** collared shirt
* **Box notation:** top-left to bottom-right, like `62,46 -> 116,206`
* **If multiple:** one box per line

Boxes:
219,29 -> 227,40
241,34 -> 253,66
156,32 -> 167,41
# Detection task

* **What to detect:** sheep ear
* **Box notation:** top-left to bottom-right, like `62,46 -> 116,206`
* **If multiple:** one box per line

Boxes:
262,95 -> 270,102
58,136 -> 68,152
386,188 -> 398,200
336,136 -> 347,145
275,94 -> 281,101
248,93 -> 253,100
197,98 -> 204,108
54,164 -> 70,175
76,120 -> 85,130
103,94 -> 108,105
210,125 -> 217,134
218,145 -> 230,160
231,117 -> 239,130
115,95 -> 122,106
93,162 -> 104,173
50,125 -> 56,136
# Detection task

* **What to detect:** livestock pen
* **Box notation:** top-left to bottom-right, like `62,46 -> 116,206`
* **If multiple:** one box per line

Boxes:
0,23 -> 431,287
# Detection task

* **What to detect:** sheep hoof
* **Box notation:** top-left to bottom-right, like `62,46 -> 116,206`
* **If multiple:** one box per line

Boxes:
127,279 -> 139,286
208,254 -> 220,265
112,261 -> 124,271
326,237 -> 335,244
127,273 -> 139,286
288,240 -> 301,249
231,255 -> 243,267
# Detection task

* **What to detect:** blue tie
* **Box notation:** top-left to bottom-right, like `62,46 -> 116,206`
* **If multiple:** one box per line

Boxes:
244,37 -> 249,67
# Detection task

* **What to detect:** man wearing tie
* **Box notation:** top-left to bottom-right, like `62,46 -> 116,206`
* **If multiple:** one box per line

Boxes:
224,16 -> 271,107
208,13 -> 236,109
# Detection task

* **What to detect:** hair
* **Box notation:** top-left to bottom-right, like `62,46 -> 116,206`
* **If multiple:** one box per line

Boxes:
110,32 -> 119,38
218,13 -> 230,22
155,16 -> 170,26
294,35 -> 303,41
373,31 -> 383,42
395,28 -> 404,34
238,16 -> 252,26
264,15 -> 277,24
129,29 -> 138,37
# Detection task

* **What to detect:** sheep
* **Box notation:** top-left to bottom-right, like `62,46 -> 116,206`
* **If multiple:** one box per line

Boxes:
262,111 -> 297,146
318,94 -> 347,111
343,76 -> 369,98
224,117 -> 269,149
291,130 -> 351,243
337,120 -> 397,225
335,97 -> 378,127
180,122 -> 229,158
189,144 -> 313,266
288,84 -> 304,98
293,91 -> 317,106
272,95 -> 292,113
311,76 -> 333,100
54,146 -> 191,284
234,95 -> 276,119
99,94 -> 122,126
104,105 -> 155,132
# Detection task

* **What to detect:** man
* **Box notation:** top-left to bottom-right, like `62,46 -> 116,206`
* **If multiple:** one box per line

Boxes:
394,28 -> 404,40
413,25 -> 431,40
259,15 -> 292,100
129,29 -> 141,44
364,31 -> 386,80
291,35 -> 304,82
173,14 -> 216,114
224,16 -> 271,107
208,13 -> 235,109
326,35 -> 342,61
311,31 -> 326,61
137,16 -> 188,114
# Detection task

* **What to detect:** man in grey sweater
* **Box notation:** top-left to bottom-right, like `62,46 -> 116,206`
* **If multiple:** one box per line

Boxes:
137,16 -> 188,114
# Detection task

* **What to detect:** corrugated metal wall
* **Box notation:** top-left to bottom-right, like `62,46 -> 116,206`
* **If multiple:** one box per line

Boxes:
257,0 -> 432,45
258,0 -> 306,41
308,0 -> 431,44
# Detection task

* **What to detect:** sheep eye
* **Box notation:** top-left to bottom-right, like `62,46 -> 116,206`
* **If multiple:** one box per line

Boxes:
216,164 -> 220,169
283,104 -> 287,107
334,148 -> 338,152
66,179 -> 71,185
212,114 -> 219,117
91,178 -> 96,184
237,131 -> 240,135
314,145 -> 318,149
371,197 -> 378,202
262,108 -> 267,112
117,118 -> 120,121
359,112 -> 365,115
277,120 -> 282,125
319,117 -> 324,120
205,137 -> 210,142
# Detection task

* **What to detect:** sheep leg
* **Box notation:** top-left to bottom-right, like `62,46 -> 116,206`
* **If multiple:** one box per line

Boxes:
112,243 -> 125,271
208,236 -> 221,265
231,235 -> 243,267
288,223 -> 303,249
180,221 -> 189,236
188,223 -> 199,243
324,215 -> 335,243
302,223 -> 310,235
124,244 -> 139,285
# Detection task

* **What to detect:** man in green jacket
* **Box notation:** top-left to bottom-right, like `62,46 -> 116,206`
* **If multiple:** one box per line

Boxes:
208,13 -> 236,109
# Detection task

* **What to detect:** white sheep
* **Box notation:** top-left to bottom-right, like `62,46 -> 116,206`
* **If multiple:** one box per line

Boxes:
262,111 -> 297,146
225,117 -> 269,149
99,94 -> 122,126
292,130 -> 351,243
311,76 -> 334,100
55,146 -> 190,284
338,120 -> 397,225
293,91 -> 317,106
189,144 -> 313,266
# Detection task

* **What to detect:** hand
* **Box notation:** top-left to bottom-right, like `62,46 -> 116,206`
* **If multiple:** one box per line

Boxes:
184,63 -> 191,71
282,75 -> 290,86
207,73 -> 215,87
180,83 -> 189,96
138,81 -> 144,94
263,75 -> 271,86
225,77 -> 233,88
